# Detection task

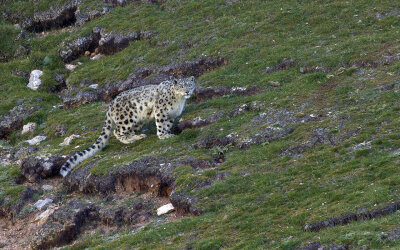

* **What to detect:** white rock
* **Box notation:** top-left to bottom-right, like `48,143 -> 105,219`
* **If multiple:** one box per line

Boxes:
21,122 -> 36,134
27,70 -> 43,90
65,64 -> 77,71
90,54 -> 104,60
26,136 -> 46,145
34,198 -> 53,210
157,203 -> 175,216
59,134 -> 80,146
89,84 -> 98,89
42,184 -> 53,191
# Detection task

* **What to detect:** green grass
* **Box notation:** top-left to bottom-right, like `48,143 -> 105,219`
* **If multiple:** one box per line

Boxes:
2,0 -> 400,248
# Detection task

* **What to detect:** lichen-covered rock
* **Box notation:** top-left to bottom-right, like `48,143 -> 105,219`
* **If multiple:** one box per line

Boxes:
265,58 -> 295,74
178,113 -> 225,131
0,104 -> 37,139
21,122 -> 36,135
194,85 -> 260,102
20,156 -> 67,183
62,90 -> 99,109
27,70 -> 43,90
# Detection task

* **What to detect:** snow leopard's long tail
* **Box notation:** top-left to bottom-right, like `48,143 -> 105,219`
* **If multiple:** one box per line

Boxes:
60,111 -> 113,177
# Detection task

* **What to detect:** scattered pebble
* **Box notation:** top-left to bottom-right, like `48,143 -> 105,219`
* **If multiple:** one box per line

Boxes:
27,70 -> 43,90
84,51 -> 90,57
157,203 -> 175,216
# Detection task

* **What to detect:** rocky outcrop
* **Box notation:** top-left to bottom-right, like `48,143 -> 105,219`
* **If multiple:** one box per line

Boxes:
61,57 -> 228,108
265,58 -> 295,74
20,156 -> 67,183
0,104 -> 37,139
63,156 -> 203,215
65,157 -> 175,196
31,201 -> 96,250
304,201 -> 400,232
21,1 -> 80,32
178,113 -> 225,131
59,27 -> 153,63
194,85 -> 260,102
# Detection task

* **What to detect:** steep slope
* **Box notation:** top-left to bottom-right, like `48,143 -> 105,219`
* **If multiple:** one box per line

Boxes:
1,0 -> 400,249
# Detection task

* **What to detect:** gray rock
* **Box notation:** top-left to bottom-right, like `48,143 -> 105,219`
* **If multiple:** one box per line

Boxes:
20,156 -> 67,183
0,104 -> 37,139
34,198 -> 53,210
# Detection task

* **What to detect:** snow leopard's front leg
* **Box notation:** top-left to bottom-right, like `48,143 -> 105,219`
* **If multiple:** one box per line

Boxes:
154,106 -> 175,139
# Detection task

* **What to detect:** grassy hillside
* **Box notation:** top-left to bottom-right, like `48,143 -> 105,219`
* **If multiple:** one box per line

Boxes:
1,0 -> 400,249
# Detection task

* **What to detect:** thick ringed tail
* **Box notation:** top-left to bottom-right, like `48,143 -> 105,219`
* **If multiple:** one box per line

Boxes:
60,111 -> 113,177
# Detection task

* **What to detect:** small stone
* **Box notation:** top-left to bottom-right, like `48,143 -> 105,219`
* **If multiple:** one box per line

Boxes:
91,52 -> 96,57
27,70 -> 43,90
34,198 -> 53,210
26,136 -> 46,145
269,81 -> 280,87
89,84 -> 98,89
59,134 -> 80,146
94,47 -> 99,54
157,203 -> 175,216
65,64 -> 77,71
42,185 -> 53,191
84,51 -> 90,57
21,122 -> 36,134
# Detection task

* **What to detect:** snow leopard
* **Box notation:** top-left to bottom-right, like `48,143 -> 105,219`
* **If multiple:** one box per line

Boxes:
60,76 -> 196,177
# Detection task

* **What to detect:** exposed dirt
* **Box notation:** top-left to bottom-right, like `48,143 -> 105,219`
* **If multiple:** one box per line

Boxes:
304,201 -> 400,232
0,186 -> 35,219
0,213 -> 41,250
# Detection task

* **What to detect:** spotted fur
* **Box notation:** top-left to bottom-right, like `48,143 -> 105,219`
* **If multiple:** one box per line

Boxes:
60,76 -> 196,177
